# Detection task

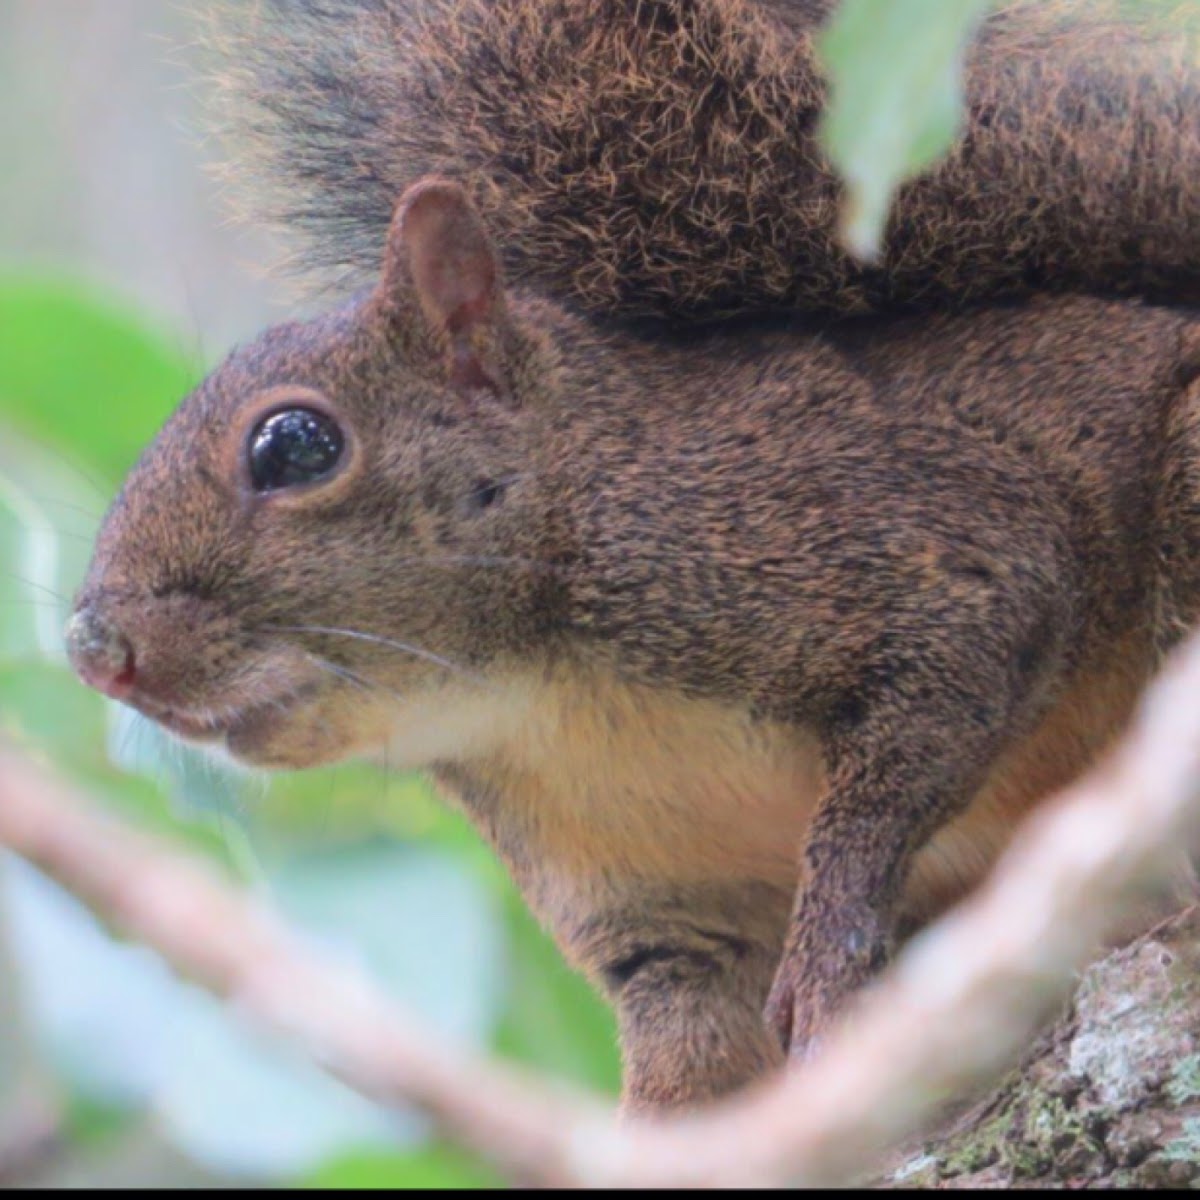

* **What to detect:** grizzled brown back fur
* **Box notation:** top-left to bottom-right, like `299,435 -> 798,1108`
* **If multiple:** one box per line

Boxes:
204,0 -> 1200,320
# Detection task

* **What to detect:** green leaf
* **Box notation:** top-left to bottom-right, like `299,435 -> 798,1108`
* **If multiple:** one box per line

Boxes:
255,762 -> 491,854
819,0 -> 995,259
303,1145 -> 501,1190
0,662 -> 107,762
0,420 -> 100,664
0,276 -> 198,486
493,891 -> 621,1097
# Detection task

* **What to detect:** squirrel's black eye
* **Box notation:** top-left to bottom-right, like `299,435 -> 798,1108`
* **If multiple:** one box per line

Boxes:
249,409 -> 345,493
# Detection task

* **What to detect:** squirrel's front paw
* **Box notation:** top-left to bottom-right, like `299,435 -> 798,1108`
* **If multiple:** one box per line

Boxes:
763,955 -> 830,1064
763,908 -> 893,1064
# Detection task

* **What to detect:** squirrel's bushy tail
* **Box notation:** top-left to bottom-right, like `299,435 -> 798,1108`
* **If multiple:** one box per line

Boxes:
203,0 -> 1200,321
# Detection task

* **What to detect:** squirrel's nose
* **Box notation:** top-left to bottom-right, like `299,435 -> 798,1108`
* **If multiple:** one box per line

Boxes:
65,606 -> 138,700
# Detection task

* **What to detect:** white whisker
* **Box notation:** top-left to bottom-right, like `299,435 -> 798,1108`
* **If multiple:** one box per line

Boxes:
268,624 -> 485,686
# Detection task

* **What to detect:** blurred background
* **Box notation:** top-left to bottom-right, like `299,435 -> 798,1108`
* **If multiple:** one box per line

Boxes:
0,2 -> 620,1188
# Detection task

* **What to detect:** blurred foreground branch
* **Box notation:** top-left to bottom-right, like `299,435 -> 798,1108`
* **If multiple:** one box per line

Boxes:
0,1098 -> 63,1188
3,630 -> 1200,1187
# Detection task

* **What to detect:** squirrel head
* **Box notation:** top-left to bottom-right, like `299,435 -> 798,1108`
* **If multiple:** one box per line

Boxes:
66,180 -> 571,770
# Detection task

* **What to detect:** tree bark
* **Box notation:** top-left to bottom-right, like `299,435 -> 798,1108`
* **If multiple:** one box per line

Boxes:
877,905 -> 1200,1188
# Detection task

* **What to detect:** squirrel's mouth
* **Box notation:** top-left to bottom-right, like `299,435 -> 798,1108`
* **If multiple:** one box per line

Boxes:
127,682 -> 325,747
121,671 -> 398,772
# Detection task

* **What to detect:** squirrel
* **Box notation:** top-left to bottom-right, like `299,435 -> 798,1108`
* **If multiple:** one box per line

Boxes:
203,0 -> 1200,321
65,1 -> 1200,1110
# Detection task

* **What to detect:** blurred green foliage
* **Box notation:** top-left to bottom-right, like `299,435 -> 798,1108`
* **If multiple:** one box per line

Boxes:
0,277 -> 619,1189
818,0 -> 1200,259
819,0 -> 994,258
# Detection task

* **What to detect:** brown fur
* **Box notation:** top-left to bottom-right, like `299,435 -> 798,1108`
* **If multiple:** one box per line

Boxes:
202,0 -> 1200,321
68,182 -> 1200,1109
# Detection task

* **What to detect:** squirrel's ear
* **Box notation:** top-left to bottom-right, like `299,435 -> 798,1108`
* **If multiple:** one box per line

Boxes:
382,179 -> 506,393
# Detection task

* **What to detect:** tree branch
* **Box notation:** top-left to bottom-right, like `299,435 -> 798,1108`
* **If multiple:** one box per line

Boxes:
0,1096 -> 64,1188
3,629 -> 1200,1187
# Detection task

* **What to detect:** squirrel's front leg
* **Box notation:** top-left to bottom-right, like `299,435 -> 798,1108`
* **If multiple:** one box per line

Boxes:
434,764 -> 792,1111
766,597 -> 1071,1062
581,883 -> 790,1112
